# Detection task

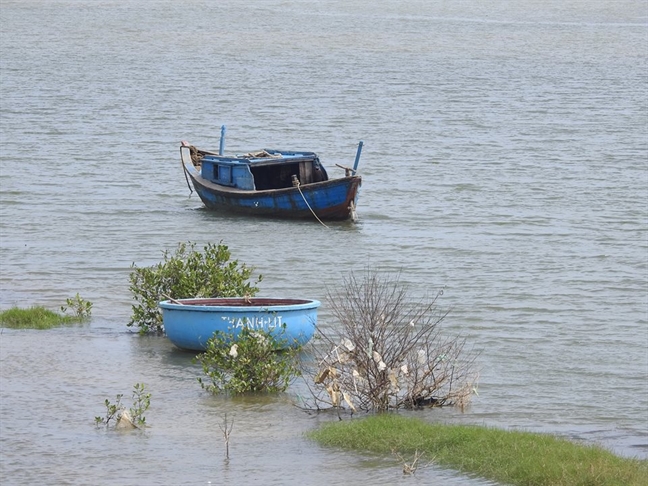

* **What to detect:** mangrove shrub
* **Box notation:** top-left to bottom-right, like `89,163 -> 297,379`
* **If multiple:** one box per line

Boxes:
197,328 -> 300,394
128,242 -> 262,334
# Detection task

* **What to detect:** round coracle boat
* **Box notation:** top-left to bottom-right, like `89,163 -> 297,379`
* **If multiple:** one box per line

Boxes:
159,297 -> 320,351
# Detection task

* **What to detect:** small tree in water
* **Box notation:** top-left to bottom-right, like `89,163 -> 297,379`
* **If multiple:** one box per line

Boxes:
197,328 -> 301,394
128,242 -> 262,334
304,271 -> 479,413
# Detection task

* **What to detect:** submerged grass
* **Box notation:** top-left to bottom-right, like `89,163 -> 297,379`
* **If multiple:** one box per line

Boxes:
308,414 -> 648,486
0,306 -> 78,329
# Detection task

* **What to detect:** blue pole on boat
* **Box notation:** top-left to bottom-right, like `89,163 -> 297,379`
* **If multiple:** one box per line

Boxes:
352,140 -> 363,174
219,125 -> 226,155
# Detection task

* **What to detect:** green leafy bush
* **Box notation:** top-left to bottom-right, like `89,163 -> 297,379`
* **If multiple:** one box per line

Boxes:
197,328 -> 300,394
60,293 -> 93,319
128,242 -> 262,334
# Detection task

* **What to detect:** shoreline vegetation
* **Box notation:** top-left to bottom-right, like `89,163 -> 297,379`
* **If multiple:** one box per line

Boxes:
3,270 -> 644,484
0,296 -> 92,329
308,414 -> 648,486
0,306 -> 81,329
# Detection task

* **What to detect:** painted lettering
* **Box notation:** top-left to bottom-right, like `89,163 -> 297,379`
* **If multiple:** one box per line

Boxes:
220,315 -> 283,330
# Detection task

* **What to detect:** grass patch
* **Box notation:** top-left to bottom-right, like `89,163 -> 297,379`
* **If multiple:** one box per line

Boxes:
0,306 -> 79,329
308,414 -> 648,486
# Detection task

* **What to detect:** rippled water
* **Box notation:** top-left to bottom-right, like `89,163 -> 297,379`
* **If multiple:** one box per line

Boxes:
1,0 -> 646,484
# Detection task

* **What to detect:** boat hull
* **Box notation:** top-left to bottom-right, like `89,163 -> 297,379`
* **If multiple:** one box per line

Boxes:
159,297 -> 320,351
183,160 -> 361,220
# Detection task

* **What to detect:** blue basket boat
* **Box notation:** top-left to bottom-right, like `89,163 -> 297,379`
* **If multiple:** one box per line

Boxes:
159,297 -> 320,351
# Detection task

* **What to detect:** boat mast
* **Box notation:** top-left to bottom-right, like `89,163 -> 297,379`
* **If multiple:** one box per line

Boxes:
352,140 -> 363,174
219,125 -> 226,155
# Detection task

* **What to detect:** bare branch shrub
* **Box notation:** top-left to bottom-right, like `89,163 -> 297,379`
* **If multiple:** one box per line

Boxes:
220,414 -> 234,460
393,449 -> 432,475
303,271 -> 479,413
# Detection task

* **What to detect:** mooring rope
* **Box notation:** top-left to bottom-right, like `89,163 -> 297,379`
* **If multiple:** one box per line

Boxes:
180,145 -> 194,194
295,180 -> 329,228
182,164 -> 193,195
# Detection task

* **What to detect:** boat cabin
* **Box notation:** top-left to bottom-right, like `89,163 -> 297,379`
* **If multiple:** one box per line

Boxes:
199,150 -> 329,191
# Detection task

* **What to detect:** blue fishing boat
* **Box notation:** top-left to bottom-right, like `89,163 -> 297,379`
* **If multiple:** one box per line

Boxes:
159,297 -> 320,351
180,126 -> 362,221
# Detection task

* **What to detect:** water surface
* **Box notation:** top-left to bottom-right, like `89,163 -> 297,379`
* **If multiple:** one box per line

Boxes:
1,0 -> 646,484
